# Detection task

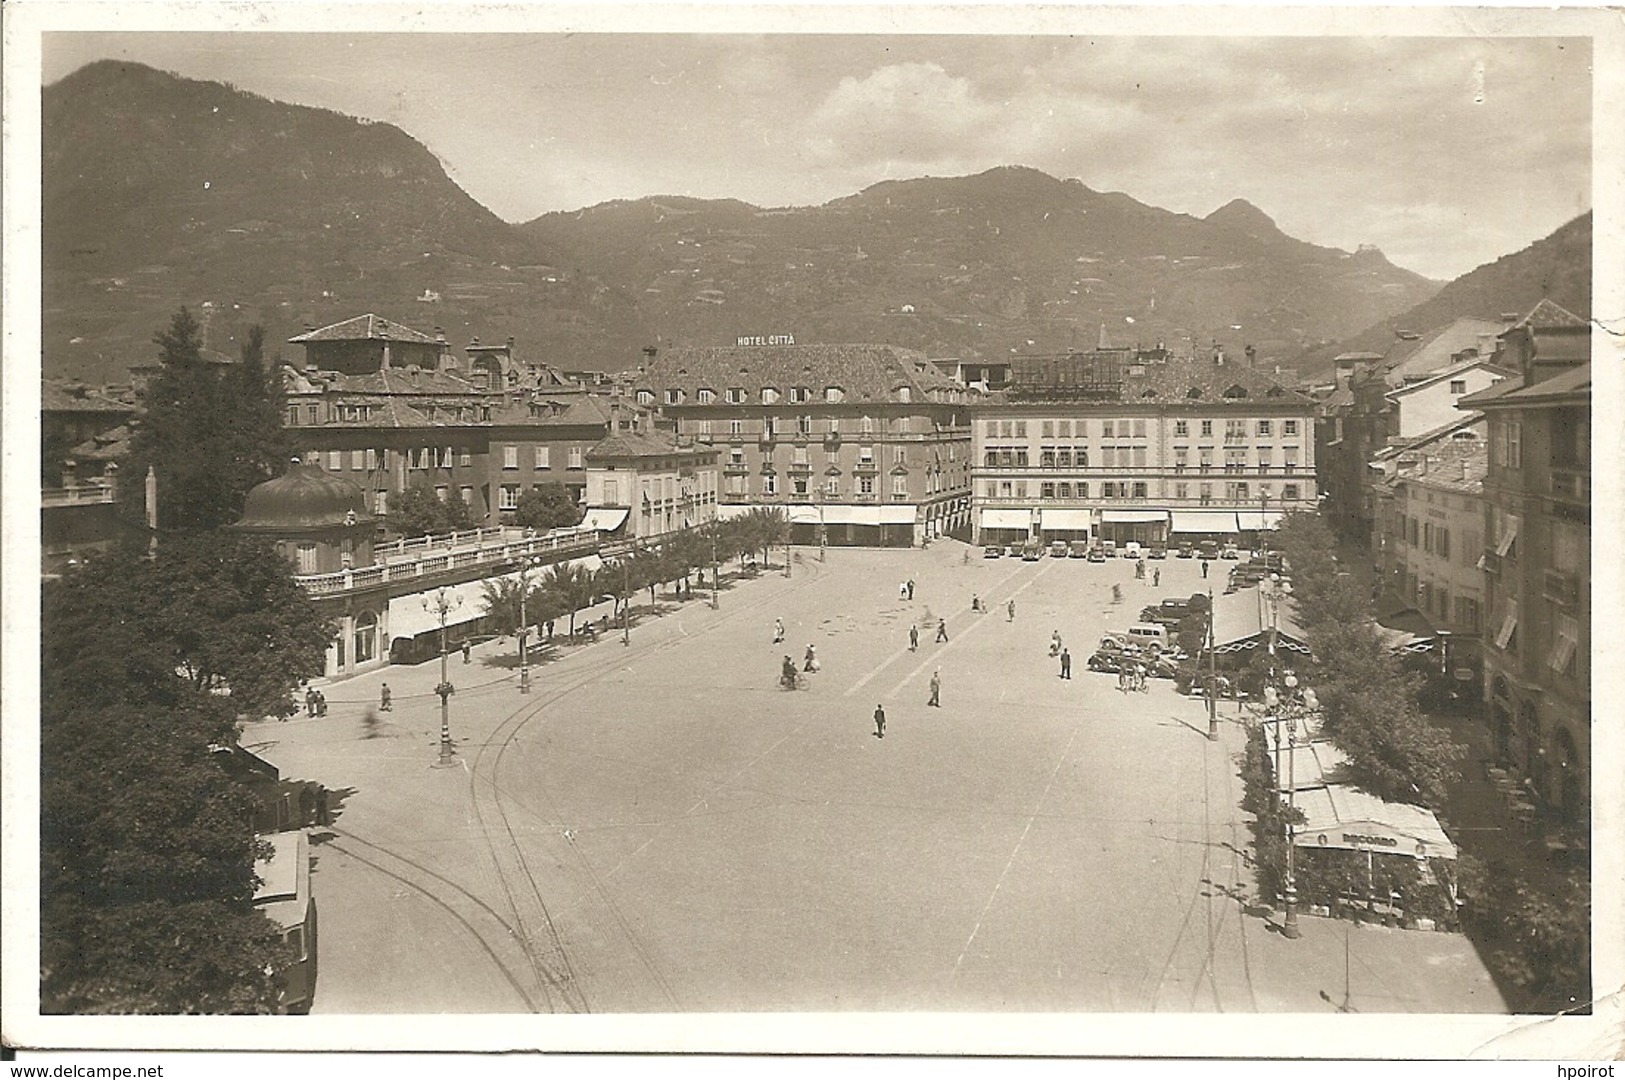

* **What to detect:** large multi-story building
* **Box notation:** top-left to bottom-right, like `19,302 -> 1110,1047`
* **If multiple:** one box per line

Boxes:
970,349 -> 1318,548
1369,416 -> 1490,673
630,343 -> 974,547
282,314 -> 640,527
1457,300 -> 1590,827
582,424 -> 720,541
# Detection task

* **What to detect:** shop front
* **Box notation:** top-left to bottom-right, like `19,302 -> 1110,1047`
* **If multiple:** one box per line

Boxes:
1038,507 -> 1092,543
1170,509 -> 1242,544
978,506 -> 1034,546
1099,509 -> 1168,546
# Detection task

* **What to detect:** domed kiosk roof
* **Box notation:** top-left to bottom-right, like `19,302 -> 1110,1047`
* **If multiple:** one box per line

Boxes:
234,461 -> 372,531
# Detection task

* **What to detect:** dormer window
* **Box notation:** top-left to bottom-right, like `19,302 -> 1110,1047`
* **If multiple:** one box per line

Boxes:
698,388 -> 716,404
664,388 -> 684,405
1187,387 -> 1203,399
1222,384 -> 1248,399
726,387 -> 746,405
825,386 -> 845,403
761,387 -> 781,405
896,386 -> 911,403
636,389 -> 655,406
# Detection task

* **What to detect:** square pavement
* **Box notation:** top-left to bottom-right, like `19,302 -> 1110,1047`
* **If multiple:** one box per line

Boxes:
242,542 -> 1504,1016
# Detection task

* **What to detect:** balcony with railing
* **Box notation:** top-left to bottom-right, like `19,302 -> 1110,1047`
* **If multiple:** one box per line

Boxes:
292,526 -> 600,597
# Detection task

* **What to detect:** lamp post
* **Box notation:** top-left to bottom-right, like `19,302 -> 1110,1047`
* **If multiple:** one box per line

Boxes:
818,481 -> 827,562
1206,587 -> 1219,741
517,555 -> 542,694
710,525 -> 720,609
422,586 -> 463,767
622,553 -> 631,646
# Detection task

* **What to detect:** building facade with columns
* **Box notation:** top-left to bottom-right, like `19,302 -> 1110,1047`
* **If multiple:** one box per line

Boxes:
970,349 -> 1318,548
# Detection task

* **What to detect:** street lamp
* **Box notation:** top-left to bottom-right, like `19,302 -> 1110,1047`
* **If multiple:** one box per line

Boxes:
516,554 -> 543,694
1206,587 -> 1219,741
622,553 -> 631,646
422,586 -> 463,767
709,526 -> 720,610
818,481 -> 827,562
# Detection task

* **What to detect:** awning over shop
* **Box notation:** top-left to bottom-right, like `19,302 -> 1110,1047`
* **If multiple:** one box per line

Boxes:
1271,740 -> 1352,794
386,579 -> 490,638
981,508 -> 1033,530
1210,588 -> 1310,655
1293,785 -> 1458,861
715,504 -> 754,521
579,507 -> 629,533
1100,509 -> 1169,524
1171,510 -> 1241,534
1235,510 -> 1284,531
879,505 -> 919,525
1040,508 -> 1093,530
782,504 -> 824,525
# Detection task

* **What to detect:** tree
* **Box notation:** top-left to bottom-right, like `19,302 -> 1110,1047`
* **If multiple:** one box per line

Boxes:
514,483 -> 583,531
41,541 -> 313,1012
119,310 -> 291,532
390,483 -> 477,539
48,535 -> 332,721
540,562 -> 593,636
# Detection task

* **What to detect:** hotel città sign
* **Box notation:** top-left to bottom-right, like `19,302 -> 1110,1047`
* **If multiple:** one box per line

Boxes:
737,334 -> 796,346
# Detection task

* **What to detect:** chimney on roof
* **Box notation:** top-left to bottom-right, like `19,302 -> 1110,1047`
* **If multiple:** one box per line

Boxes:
1245,344 -> 1257,368
506,336 -> 515,354
434,326 -> 446,344
379,327 -> 391,372
1212,341 -> 1225,366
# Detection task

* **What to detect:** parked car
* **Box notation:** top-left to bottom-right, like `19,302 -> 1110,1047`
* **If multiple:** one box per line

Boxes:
983,545 -> 1002,559
1121,541 -> 1142,560
1086,545 -> 1108,563
1147,543 -> 1168,560
1176,543 -> 1195,559
1088,650 -> 1176,678
1069,540 -> 1092,559
1197,540 -> 1220,560
1101,539 -> 1118,558
1050,541 -> 1071,558
1021,543 -> 1043,562
1229,565 -> 1269,589
1005,544 -> 1022,558
1139,598 -> 1196,626
1220,542 -> 1241,559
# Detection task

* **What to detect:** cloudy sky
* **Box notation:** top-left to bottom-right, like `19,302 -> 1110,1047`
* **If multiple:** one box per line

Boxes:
41,21 -> 1594,281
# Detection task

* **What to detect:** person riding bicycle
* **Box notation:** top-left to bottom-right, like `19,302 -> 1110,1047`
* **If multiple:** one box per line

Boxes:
781,655 -> 799,689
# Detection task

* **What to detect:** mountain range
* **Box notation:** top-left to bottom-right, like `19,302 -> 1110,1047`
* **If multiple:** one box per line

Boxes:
40,60 -> 1581,388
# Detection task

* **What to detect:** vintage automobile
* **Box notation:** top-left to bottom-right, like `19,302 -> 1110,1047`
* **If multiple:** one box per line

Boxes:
1147,543 -> 1168,560
1086,545 -> 1108,563
982,545 -> 1003,559
1220,542 -> 1241,559
1197,540 -> 1221,560
1069,540 -> 1092,558
1087,649 -> 1178,678
1176,542 -> 1195,559
1050,541 -> 1071,558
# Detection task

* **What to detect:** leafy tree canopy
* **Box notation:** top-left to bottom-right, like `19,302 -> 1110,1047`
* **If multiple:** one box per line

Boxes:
390,483 -> 477,539
513,482 -> 583,531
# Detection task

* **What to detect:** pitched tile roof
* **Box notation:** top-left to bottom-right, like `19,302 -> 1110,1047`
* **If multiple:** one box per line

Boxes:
41,381 -> 137,413
1386,357 -> 1517,399
288,314 -> 441,345
1383,317 -> 1506,385
1005,352 -> 1311,405
1394,429 -> 1489,495
1455,375 -> 1525,409
323,369 -> 483,395
68,424 -> 132,460
1499,361 -> 1590,404
587,430 -> 713,460
1513,299 -> 1586,329
640,344 -> 960,403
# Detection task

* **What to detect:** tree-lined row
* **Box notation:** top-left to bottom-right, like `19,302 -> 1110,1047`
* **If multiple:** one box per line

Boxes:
1269,510 -> 1462,807
480,509 -> 790,637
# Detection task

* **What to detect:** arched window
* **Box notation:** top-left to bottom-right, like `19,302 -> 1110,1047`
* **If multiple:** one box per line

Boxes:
353,611 -> 378,665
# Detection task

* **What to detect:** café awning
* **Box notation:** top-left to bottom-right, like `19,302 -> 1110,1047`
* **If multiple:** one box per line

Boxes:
1100,509 -> 1169,524
1040,508 -> 1093,530
1171,510 -> 1241,534
981,508 -> 1033,530
1293,785 -> 1458,861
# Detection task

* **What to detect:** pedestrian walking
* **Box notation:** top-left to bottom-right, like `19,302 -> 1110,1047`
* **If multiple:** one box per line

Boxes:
462,640 -> 472,664
299,784 -> 316,827
1117,667 -> 1128,692
874,704 -> 886,739
928,669 -> 942,707
380,683 -> 392,711
305,687 -> 318,717
315,690 -> 328,717
899,580 -> 908,600
1135,559 -> 1145,580
1060,648 -> 1072,680
773,618 -> 785,643
1007,599 -> 1016,622
546,619 -> 555,640
936,619 -> 949,643
1050,630 -> 1062,656
1201,559 -> 1210,579
1136,663 -> 1149,692
907,579 -> 916,601
1153,567 -> 1161,588
909,624 -> 919,652
804,644 -> 819,673
971,593 -> 981,613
